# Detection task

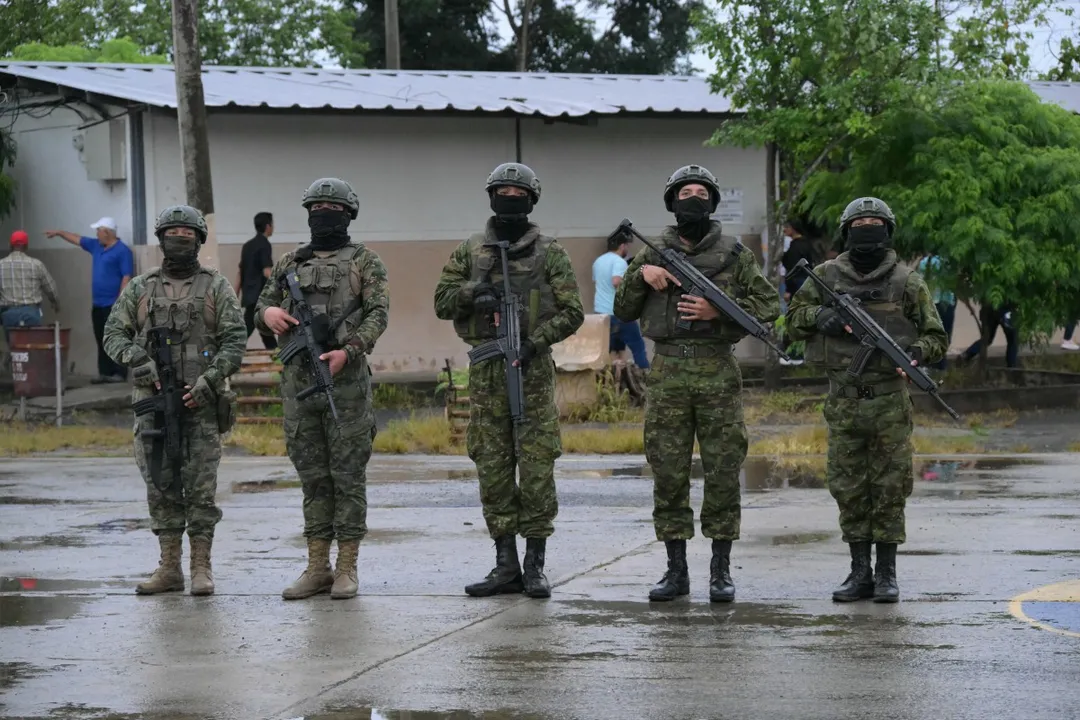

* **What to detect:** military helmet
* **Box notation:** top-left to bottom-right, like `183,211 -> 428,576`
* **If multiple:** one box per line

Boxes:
154,204 -> 208,243
302,177 -> 360,219
485,162 -> 541,204
664,164 -> 721,212
839,197 -> 896,237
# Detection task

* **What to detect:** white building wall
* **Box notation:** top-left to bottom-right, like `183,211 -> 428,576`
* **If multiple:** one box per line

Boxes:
144,113 -> 767,246
0,98 -> 133,377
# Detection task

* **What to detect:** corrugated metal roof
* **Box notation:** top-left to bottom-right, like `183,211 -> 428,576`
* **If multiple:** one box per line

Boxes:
1026,81 -> 1080,114
0,61 -> 733,117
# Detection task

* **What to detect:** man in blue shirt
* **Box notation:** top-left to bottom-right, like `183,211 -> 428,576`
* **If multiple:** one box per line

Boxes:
46,217 -> 134,382
593,232 -> 649,369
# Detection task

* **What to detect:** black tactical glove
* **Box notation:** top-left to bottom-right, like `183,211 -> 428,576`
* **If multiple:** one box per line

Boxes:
816,307 -> 848,337
470,281 -> 498,312
517,339 -> 537,372
908,346 -> 924,366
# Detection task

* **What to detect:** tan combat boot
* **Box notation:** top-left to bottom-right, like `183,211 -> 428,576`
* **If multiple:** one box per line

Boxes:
136,532 -> 185,595
189,535 -> 215,596
330,539 -> 361,599
282,538 -> 334,600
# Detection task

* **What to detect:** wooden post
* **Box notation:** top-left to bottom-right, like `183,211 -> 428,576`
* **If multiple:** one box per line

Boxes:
385,0 -> 401,69
171,0 -> 218,270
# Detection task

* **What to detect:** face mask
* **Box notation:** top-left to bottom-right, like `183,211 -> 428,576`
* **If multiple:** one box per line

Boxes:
161,235 -> 200,278
674,196 -> 713,243
491,193 -> 533,220
847,224 -> 890,252
308,208 -> 351,240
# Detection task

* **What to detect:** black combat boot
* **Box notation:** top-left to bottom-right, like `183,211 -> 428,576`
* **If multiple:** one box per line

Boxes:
832,542 -> 874,602
465,535 -> 524,597
873,542 -> 900,603
709,540 -> 736,603
522,538 -> 551,599
648,540 -> 690,601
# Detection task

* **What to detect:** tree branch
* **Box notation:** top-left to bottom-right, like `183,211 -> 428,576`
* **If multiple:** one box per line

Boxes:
780,133 -> 849,219
499,0 -> 520,36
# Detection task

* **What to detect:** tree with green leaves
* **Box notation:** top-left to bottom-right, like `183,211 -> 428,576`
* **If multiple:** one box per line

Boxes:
801,79 -> 1080,368
7,37 -> 167,63
1,0 -> 367,68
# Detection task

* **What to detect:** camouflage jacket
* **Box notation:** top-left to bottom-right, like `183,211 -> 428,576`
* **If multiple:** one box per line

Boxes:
102,267 -> 247,388
786,252 -> 948,385
254,244 -> 390,366
433,230 -> 584,353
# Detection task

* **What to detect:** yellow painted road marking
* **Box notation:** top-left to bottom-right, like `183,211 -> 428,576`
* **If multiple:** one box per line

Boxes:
1008,579 -> 1080,638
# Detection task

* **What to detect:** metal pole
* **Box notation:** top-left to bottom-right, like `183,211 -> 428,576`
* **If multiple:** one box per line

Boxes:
385,0 -> 401,69
54,321 -> 62,427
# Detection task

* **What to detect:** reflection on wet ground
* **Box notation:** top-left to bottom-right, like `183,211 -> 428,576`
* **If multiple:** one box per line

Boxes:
0,594 -> 91,627
292,710 -> 547,720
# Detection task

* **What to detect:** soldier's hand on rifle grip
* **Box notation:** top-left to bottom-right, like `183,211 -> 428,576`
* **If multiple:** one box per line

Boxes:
513,340 -> 537,371
899,347 -> 924,380
642,265 -> 681,291
816,307 -> 851,337
677,295 -> 719,322
319,349 -> 347,376
132,360 -> 160,390
264,306 -> 299,335
183,376 -> 215,409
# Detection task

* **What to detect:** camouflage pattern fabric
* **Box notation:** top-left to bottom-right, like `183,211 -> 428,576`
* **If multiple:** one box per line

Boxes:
255,244 -> 390,542
103,267 -> 247,539
434,229 -> 584,539
645,353 -> 749,540
823,390 -> 914,543
466,354 -> 561,538
786,253 -> 948,545
613,222 -> 780,542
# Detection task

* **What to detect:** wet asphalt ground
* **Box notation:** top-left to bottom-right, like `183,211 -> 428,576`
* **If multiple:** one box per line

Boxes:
2,454 -> 1079,720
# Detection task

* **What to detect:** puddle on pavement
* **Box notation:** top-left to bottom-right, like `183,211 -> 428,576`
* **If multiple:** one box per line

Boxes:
0,594 -> 91,627
231,478 -> 303,493
0,661 -> 51,692
606,457 -> 828,491
0,535 -> 86,551
770,531 -> 835,545
1012,549 -> 1080,556
364,529 -> 425,544
0,577 -> 114,592
294,710 -> 547,720
555,600 -> 909,630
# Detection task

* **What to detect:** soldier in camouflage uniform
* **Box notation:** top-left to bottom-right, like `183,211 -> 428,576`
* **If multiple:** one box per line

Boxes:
786,197 -> 947,603
256,177 -> 389,601
103,205 -> 247,597
614,165 -> 780,603
434,162 -> 584,599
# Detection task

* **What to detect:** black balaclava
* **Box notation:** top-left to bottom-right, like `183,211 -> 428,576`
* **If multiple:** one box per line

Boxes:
846,222 -> 891,274
490,191 -> 533,243
308,207 -> 352,251
674,195 -> 713,244
160,233 -> 201,279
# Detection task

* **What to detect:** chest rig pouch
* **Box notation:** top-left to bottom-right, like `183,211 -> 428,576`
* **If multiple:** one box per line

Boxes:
283,244 -> 363,351
139,268 -> 236,434
640,231 -> 744,340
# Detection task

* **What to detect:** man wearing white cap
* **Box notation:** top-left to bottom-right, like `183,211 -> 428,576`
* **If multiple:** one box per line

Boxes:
46,217 -> 135,383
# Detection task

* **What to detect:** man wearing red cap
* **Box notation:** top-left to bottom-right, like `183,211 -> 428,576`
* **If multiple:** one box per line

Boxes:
1,230 -> 61,347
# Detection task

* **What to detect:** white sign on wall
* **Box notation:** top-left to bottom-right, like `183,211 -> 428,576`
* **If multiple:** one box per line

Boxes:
716,188 -> 744,224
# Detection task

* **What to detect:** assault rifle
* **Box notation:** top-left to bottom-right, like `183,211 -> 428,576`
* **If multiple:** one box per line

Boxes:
132,326 -> 186,494
277,269 -> 340,422
466,240 -> 526,451
609,218 -> 790,360
793,258 -> 962,421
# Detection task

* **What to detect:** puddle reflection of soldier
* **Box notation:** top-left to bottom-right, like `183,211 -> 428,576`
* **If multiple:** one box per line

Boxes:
613,165 -> 781,603
786,197 -> 947,603
434,163 -> 584,600
256,178 -> 390,601
103,205 -> 247,596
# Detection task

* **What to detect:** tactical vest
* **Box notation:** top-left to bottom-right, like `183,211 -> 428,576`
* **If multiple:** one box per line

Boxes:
805,255 -> 917,372
639,226 -> 746,342
136,268 -> 217,387
280,244 -> 365,349
452,233 -> 558,342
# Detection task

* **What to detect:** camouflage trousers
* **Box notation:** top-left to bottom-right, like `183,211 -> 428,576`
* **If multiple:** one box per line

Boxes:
644,352 -> 748,541
134,407 -> 223,540
823,387 -> 914,544
282,361 -> 376,542
466,352 -> 561,539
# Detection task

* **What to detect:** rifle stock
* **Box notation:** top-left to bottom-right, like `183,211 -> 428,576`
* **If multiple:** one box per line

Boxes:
610,218 -> 790,360
793,258 -> 962,421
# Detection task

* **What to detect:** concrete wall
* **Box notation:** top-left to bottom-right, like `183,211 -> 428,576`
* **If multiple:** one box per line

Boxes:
0,98 -> 133,376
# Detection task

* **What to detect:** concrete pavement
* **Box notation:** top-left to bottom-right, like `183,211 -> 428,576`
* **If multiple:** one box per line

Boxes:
1,454 -> 1079,720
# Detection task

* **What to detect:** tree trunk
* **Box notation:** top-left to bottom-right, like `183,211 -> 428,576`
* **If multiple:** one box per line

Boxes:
171,0 -> 216,269
516,0 -> 534,71
385,0 -> 401,69
762,141 -> 783,390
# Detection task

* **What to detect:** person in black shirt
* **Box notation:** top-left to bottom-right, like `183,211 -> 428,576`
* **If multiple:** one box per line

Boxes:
781,221 -> 816,302
237,212 -> 277,350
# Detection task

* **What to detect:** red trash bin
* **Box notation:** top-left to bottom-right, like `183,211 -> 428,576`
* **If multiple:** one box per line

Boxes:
9,326 -> 70,398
